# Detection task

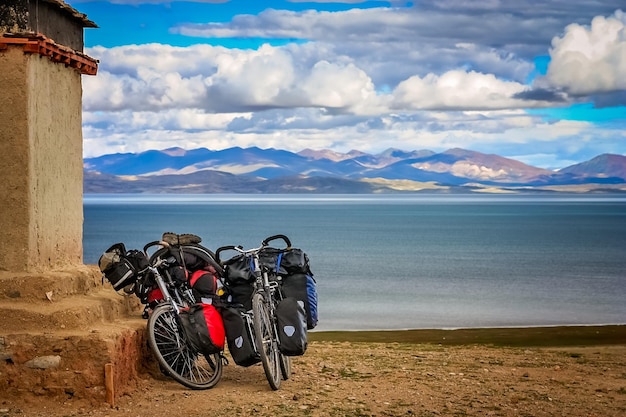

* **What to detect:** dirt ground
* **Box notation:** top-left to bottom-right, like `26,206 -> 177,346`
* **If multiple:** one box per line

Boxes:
2,339 -> 625,417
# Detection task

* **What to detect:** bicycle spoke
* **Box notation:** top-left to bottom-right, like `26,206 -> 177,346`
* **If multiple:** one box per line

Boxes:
253,292 -> 281,390
147,305 -> 222,390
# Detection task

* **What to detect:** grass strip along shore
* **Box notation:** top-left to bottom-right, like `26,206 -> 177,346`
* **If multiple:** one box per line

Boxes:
310,324 -> 626,347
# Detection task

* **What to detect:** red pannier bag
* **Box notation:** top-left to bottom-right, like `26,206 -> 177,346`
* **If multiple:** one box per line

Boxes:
179,303 -> 225,355
147,288 -> 163,305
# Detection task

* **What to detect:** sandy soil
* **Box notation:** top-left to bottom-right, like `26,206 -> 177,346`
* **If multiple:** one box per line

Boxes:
2,339 -> 625,417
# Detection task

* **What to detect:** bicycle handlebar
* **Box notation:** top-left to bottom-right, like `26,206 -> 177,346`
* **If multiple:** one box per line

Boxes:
215,234 -> 292,263
143,240 -> 170,255
141,240 -> 172,269
261,234 -> 291,249
215,245 -> 238,263
215,244 -> 257,263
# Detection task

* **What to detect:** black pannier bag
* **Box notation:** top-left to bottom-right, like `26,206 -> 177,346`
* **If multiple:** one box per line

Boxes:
179,303 -> 225,356
256,245 -> 318,329
281,273 -> 318,330
223,254 -> 255,284
275,297 -> 308,356
280,248 -> 310,274
222,253 -> 255,311
221,306 -> 260,367
223,281 -> 254,311
98,243 -> 149,291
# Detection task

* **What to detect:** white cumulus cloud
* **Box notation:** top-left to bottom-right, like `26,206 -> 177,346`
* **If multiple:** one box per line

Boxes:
546,10 -> 626,95
391,70 -> 545,110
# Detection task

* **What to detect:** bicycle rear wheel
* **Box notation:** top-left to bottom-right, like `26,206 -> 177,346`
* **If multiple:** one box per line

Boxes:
252,292 -> 281,390
279,353 -> 291,380
147,304 -> 223,390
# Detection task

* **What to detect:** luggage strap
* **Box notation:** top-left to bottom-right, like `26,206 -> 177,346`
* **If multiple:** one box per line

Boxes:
276,252 -> 283,273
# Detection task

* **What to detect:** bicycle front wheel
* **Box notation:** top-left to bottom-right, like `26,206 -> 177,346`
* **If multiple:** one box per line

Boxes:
147,304 -> 223,390
252,292 -> 281,390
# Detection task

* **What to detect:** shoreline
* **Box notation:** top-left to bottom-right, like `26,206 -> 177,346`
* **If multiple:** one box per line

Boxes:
309,324 -> 626,347
5,325 -> 626,416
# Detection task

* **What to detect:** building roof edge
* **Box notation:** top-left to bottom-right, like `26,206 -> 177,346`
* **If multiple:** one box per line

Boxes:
42,0 -> 98,28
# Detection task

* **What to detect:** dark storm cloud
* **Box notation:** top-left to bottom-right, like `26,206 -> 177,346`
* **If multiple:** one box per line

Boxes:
513,88 -> 567,103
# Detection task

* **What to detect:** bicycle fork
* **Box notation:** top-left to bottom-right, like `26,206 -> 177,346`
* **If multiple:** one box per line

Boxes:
151,266 -> 187,348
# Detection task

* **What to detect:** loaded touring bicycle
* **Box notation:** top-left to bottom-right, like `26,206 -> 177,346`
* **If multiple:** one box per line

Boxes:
99,232 -> 318,390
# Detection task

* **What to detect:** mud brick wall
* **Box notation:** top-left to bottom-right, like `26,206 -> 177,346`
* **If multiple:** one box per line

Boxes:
0,45 -> 84,271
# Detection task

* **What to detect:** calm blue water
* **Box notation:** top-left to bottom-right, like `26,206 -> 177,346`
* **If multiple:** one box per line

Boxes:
83,194 -> 626,331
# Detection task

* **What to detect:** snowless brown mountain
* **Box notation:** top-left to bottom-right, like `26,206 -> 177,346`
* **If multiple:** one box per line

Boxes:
83,147 -> 626,194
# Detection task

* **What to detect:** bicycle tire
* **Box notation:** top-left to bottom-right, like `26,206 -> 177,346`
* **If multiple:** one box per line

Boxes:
275,288 -> 291,380
252,292 -> 281,390
147,304 -> 223,390
279,353 -> 291,380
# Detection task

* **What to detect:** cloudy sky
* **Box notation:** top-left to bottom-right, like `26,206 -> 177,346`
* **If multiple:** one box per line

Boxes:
68,0 -> 625,169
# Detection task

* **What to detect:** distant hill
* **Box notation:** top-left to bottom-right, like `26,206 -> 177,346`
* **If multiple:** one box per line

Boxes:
83,147 -> 626,194
558,154 -> 626,179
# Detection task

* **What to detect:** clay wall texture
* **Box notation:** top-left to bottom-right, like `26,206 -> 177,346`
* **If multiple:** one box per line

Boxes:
0,46 -> 84,271
0,47 -> 31,270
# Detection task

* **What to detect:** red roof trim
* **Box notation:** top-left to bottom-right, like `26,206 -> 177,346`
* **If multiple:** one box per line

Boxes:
0,33 -> 98,76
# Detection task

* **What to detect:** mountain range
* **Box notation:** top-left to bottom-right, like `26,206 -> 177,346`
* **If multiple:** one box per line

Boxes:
83,147 -> 626,194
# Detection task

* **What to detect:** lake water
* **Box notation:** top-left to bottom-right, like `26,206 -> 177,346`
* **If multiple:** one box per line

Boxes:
83,194 -> 626,331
